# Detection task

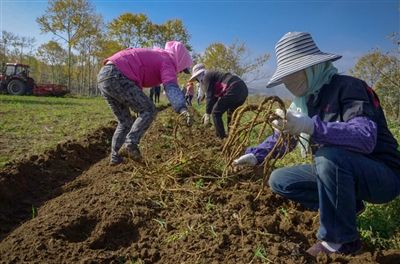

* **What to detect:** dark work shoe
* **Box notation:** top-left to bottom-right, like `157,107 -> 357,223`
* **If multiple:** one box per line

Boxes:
119,143 -> 142,162
337,238 -> 363,255
356,200 -> 366,216
109,155 -> 123,166
306,239 -> 362,257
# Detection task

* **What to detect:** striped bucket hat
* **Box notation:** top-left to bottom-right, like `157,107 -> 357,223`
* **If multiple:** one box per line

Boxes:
266,32 -> 342,88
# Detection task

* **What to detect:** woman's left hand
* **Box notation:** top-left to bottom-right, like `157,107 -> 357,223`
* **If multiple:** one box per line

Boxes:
202,113 -> 210,125
272,109 -> 314,135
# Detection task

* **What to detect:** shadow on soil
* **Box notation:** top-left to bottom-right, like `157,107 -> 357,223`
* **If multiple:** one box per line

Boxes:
0,123 -> 115,241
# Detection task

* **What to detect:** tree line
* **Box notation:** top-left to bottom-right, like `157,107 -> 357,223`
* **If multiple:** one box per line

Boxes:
350,33 -> 400,121
0,0 -> 270,96
0,0 -> 191,95
0,0 -> 398,121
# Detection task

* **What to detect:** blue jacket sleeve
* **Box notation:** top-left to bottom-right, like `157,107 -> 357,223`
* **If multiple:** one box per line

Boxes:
164,83 -> 188,113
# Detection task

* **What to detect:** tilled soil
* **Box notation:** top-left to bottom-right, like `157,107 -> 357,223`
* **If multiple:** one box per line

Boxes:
0,108 -> 399,264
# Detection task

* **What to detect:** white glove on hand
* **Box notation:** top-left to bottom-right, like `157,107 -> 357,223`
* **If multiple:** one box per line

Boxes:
232,153 -> 258,167
272,109 -> 314,135
202,113 -> 210,125
181,110 -> 193,127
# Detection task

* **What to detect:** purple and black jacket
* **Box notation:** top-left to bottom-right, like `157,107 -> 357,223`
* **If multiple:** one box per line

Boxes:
245,75 -> 400,175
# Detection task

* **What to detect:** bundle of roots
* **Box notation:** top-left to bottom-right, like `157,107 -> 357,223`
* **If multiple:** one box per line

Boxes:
131,107 -> 223,194
170,98 -> 302,199
222,96 -> 297,199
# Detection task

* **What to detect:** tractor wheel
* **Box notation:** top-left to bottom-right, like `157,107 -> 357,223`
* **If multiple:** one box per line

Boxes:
7,79 -> 27,95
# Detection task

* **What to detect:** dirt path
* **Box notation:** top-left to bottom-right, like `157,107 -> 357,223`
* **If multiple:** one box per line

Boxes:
0,108 -> 398,264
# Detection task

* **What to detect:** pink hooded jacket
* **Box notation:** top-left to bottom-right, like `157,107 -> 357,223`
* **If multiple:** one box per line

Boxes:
106,41 -> 192,89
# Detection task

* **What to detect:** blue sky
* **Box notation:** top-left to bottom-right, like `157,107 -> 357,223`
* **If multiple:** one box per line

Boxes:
1,0 -> 398,92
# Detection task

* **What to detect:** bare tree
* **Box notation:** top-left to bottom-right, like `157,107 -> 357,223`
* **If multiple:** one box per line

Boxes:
37,0 -> 95,92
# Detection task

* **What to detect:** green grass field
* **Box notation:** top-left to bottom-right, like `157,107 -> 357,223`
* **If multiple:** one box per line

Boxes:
1,94 -> 399,249
0,95 -> 114,167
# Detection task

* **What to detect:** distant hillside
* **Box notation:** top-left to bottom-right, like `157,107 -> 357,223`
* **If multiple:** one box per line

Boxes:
247,83 -> 293,100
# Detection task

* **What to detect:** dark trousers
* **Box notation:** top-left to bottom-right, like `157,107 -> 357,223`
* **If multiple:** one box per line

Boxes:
212,83 -> 248,138
154,92 -> 160,103
149,88 -> 155,102
186,95 -> 193,106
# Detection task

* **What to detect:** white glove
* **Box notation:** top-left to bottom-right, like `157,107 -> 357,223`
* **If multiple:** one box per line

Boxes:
181,110 -> 193,127
232,153 -> 258,167
202,113 -> 210,125
272,109 -> 314,135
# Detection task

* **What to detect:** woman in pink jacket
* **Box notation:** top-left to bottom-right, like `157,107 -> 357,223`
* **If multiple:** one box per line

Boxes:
97,41 -> 193,165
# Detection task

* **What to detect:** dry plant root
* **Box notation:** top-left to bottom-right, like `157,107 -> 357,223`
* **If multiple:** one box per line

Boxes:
222,96 -> 298,199
172,107 -> 219,153
173,110 -> 195,153
138,107 -> 221,185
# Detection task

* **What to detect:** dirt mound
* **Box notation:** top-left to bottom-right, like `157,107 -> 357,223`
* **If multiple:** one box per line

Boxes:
0,108 -> 399,263
0,122 -> 115,240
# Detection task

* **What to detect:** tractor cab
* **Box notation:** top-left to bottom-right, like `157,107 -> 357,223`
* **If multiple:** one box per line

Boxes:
5,63 -> 30,77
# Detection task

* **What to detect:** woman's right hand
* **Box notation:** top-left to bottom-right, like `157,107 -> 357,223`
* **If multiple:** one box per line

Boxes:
232,153 -> 258,167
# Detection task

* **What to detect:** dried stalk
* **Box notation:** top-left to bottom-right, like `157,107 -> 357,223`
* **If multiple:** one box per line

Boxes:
222,96 -> 296,199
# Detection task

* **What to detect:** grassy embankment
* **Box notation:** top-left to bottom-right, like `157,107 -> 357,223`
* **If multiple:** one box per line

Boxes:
0,95 -> 114,167
0,94 -> 399,249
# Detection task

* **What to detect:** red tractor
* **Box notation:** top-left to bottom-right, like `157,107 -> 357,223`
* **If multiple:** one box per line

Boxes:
0,63 -> 69,96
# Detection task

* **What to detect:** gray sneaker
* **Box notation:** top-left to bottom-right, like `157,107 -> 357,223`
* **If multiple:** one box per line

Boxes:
110,155 -> 123,166
306,238 -> 362,256
120,143 -> 142,162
